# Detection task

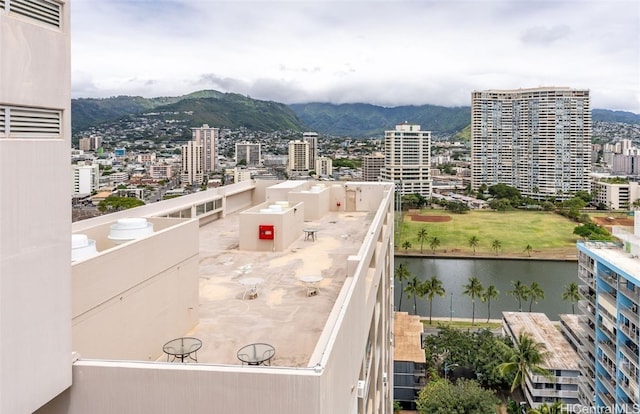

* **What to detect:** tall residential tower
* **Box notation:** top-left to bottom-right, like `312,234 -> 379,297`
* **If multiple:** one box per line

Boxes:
380,123 -> 432,197
471,87 -> 592,200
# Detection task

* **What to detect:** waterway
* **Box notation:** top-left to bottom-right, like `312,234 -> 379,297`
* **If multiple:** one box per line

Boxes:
394,257 -> 579,321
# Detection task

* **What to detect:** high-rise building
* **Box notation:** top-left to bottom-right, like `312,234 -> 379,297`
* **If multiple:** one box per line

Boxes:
315,156 -> 333,177
235,141 -> 262,166
380,123 -> 432,197
288,140 -> 310,174
0,1 -> 72,412
72,163 -> 100,195
363,154 -> 385,182
303,132 -> 319,169
192,124 -> 218,173
576,215 -> 640,411
181,140 -> 203,185
471,87 -> 592,200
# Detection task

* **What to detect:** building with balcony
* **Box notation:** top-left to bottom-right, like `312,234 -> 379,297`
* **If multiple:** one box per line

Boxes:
380,123 -> 432,198
393,312 -> 426,411
288,139 -> 310,174
72,162 -> 100,195
591,176 -> 640,210
303,131 -> 319,169
502,312 -> 581,411
191,124 -> 218,173
577,216 -> 640,412
363,154 -> 384,182
180,140 -> 204,186
471,87 -> 592,200
235,141 -> 262,166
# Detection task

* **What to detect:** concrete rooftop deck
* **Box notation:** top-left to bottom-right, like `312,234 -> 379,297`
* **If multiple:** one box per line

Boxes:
184,209 -> 373,367
503,311 -> 580,371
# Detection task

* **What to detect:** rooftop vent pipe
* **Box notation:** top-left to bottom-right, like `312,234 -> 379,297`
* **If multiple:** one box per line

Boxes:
108,218 -> 154,244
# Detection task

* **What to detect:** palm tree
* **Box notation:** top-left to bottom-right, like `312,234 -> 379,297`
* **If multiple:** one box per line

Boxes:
491,239 -> 502,255
497,332 -> 551,396
417,227 -> 428,254
422,275 -> 446,324
463,276 -> 484,325
404,276 -> 422,315
528,281 -> 545,312
468,235 -> 479,255
429,236 -> 440,254
524,244 -> 533,257
395,264 -> 411,312
509,280 -> 530,312
561,282 -> 581,314
481,284 -> 499,323
401,240 -> 412,253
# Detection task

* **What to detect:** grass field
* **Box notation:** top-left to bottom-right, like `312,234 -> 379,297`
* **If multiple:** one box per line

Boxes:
396,209 -> 581,257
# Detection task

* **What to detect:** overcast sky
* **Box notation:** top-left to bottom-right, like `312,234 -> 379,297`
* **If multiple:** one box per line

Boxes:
71,0 -> 640,113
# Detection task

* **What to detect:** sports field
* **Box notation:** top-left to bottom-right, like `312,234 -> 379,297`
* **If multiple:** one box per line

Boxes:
396,209 -> 581,258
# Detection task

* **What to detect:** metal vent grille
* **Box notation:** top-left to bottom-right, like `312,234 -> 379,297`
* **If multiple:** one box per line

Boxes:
9,0 -> 61,28
0,1 -> 6,11
0,106 -> 61,138
0,108 -> 5,135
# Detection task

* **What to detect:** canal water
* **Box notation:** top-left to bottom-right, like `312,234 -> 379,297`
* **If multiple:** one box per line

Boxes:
394,257 -> 579,321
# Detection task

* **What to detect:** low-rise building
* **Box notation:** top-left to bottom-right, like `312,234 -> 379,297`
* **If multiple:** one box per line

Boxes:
502,312 -> 581,411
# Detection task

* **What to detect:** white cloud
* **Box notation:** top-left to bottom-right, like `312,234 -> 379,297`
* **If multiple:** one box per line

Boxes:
71,0 -> 640,112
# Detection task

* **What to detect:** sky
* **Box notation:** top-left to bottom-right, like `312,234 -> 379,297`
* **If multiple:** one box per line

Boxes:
71,0 -> 640,113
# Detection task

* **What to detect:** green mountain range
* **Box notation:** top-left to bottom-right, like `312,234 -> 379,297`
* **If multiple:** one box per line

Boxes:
71,89 -> 640,137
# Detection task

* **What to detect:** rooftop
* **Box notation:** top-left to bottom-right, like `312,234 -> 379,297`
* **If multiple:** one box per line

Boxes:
185,208 -> 374,367
502,311 -> 580,371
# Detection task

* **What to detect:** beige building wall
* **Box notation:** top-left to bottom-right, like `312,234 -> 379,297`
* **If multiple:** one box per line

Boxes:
288,185 -> 330,221
239,201 -> 305,251
72,218 -> 199,361
0,1 -> 73,413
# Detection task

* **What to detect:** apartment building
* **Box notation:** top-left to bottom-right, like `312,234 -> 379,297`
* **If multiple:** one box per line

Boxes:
591,177 -> 640,210
577,217 -> 640,412
502,312 -> 581,411
471,87 -> 592,200
380,123 -> 432,198
303,131 -> 319,169
288,139 -> 310,174
393,312 -> 426,410
315,156 -> 333,177
180,140 -> 204,185
235,141 -> 262,166
72,162 -> 100,195
0,1 -> 72,412
363,154 -> 385,182
191,124 -> 218,173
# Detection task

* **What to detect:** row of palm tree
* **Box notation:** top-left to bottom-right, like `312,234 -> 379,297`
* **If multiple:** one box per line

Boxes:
404,229 -> 540,257
395,265 -> 583,320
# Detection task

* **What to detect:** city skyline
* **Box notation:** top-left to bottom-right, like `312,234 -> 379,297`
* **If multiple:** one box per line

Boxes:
71,0 -> 639,113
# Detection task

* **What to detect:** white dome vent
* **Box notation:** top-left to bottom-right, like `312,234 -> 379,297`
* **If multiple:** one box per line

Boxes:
108,218 -> 154,244
72,234 -> 97,262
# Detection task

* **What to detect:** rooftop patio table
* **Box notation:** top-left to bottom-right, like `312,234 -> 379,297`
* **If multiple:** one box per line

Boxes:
303,228 -> 319,242
163,337 -> 202,363
239,277 -> 264,299
237,343 -> 275,366
299,274 -> 323,296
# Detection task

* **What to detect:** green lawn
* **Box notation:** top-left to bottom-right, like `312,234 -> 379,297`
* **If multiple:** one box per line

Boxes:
397,209 -> 580,256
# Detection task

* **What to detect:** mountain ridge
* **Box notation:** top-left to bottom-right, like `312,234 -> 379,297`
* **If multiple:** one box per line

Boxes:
72,89 -> 640,137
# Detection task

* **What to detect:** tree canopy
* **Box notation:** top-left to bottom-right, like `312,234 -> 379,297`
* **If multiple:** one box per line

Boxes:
416,378 -> 499,413
97,195 -> 145,212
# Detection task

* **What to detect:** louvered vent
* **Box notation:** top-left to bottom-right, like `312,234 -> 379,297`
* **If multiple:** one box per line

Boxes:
0,108 -> 6,135
2,106 -> 61,138
0,1 -> 6,11
9,0 -> 61,28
